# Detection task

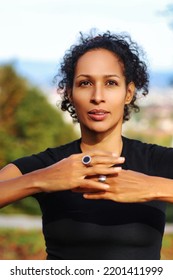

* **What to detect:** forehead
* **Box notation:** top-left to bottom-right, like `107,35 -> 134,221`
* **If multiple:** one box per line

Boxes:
74,48 -> 124,75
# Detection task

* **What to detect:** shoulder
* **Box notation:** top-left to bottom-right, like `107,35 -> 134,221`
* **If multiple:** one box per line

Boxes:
47,138 -> 81,160
123,136 -> 170,154
12,138 -> 81,174
122,136 -> 173,177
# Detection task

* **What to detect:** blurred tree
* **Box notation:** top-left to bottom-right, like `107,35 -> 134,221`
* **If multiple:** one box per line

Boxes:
0,63 -> 78,167
0,64 -> 27,132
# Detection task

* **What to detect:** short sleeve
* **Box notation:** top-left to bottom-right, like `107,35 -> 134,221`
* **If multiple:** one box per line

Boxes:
150,145 -> 173,179
12,149 -> 57,174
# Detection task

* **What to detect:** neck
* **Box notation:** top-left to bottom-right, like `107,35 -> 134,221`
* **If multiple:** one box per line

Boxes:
80,132 -> 123,156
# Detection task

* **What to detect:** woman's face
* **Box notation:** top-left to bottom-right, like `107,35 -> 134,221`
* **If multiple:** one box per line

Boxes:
71,48 -> 134,136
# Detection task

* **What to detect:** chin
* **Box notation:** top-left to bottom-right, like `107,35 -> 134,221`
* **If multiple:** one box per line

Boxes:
81,120 -> 119,134
88,125 -> 113,134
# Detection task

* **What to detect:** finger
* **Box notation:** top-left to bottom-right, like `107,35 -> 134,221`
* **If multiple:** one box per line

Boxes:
73,152 -> 124,164
79,179 -> 110,191
85,155 -> 124,166
85,166 -> 122,176
88,150 -> 118,157
92,156 -> 125,166
83,192 -> 109,199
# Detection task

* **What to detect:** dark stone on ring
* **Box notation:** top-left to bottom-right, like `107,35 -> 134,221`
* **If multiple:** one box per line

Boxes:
82,155 -> 92,166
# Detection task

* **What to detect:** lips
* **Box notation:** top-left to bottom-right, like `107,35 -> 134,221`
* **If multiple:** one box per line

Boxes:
88,109 -> 109,121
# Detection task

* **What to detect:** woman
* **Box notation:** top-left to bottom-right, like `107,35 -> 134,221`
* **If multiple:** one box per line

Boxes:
0,31 -> 173,260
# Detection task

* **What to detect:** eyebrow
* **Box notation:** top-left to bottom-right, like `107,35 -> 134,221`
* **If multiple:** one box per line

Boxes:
75,74 -> 121,79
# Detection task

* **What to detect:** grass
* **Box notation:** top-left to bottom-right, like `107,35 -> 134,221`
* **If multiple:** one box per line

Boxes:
0,228 -> 172,260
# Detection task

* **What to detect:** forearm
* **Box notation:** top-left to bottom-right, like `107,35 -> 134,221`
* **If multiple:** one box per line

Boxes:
149,175 -> 173,203
0,171 -> 41,208
82,170 -> 173,203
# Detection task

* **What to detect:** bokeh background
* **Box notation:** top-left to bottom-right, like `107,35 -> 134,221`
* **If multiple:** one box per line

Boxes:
0,0 -> 173,259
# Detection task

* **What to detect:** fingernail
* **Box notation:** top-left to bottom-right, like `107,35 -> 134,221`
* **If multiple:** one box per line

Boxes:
114,166 -> 122,171
102,184 -> 109,189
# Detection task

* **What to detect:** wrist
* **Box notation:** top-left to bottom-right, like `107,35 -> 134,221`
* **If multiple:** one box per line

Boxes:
26,170 -> 45,194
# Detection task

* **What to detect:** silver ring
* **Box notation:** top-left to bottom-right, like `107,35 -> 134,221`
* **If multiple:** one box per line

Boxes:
98,175 -> 107,183
82,155 -> 92,166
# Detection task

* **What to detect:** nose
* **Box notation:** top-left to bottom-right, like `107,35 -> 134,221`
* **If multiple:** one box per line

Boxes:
90,84 -> 105,104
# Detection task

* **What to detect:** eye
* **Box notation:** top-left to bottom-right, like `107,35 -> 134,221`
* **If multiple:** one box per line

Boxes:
79,80 -> 92,87
106,80 -> 118,86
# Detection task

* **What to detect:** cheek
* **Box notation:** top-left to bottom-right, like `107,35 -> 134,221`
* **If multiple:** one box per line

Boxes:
109,94 -> 127,107
72,99 -> 86,117
72,92 -> 87,108
72,98 -> 83,108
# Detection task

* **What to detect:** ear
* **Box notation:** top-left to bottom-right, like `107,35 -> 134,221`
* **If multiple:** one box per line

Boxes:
125,82 -> 135,104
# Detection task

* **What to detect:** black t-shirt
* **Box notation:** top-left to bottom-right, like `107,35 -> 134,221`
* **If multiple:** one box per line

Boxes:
12,136 -> 173,260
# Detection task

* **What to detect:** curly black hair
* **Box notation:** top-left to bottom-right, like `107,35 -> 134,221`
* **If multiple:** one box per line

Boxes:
55,30 -> 149,122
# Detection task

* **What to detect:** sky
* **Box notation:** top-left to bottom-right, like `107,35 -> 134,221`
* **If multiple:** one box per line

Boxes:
0,0 -> 173,71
